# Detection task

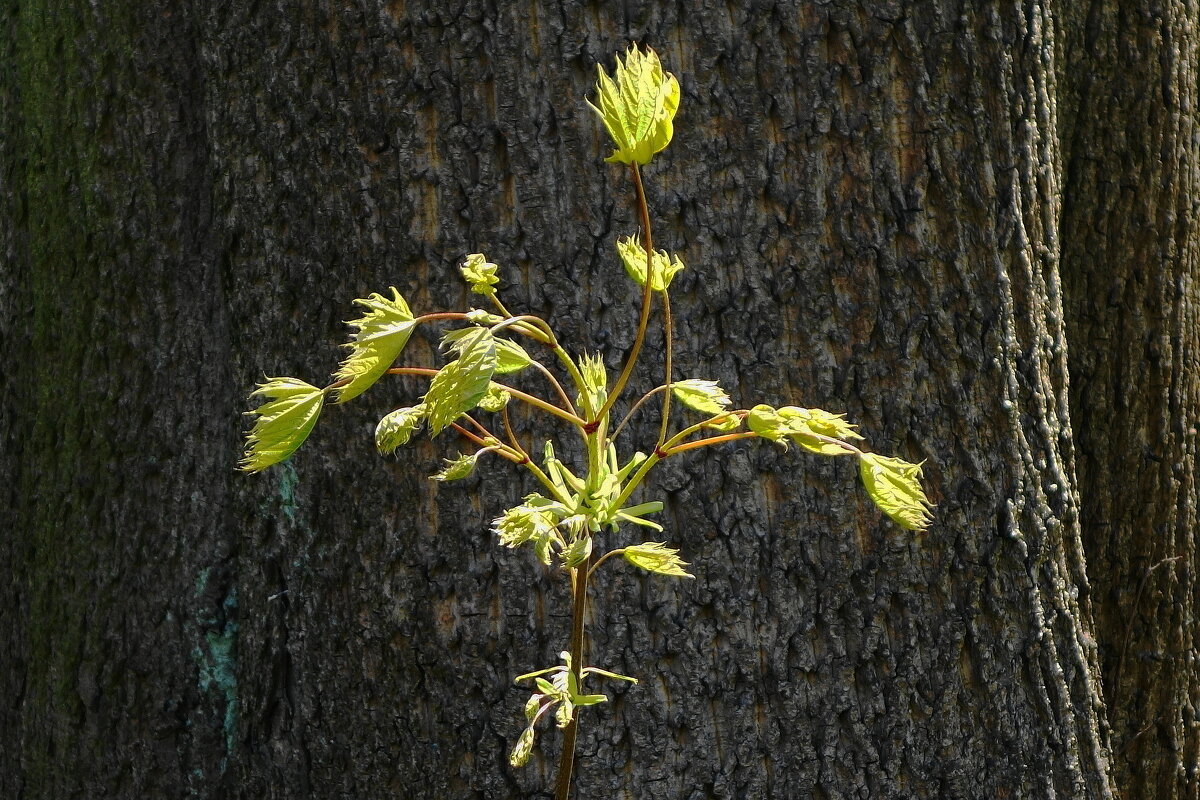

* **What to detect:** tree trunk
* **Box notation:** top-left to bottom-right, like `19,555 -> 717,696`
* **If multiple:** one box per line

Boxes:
1058,3 -> 1200,796
7,1 -> 1194,798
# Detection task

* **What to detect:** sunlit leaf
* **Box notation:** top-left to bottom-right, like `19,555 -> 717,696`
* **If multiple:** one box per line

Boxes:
240,377 -> 325,473
575,353 -> 608,416
443,327 -> 531,374
493,501 -> 561,564
561,535 -> 593,568
858,453 -> 933,531
586,46 -> 680,165
423,329 -> 498,435
460,253 -> 499,295
375,404 -> 426,454
703,413 -> 742,432
477,383 -> 510,412
616,235 -> 684,292
509,726 -> 535,768
623,542 -> 694,578
333,288 -> 416,403
778,406 -> 862,456
746,404 -> 790,445
748,404 -> 860,454
432,452 -> 479,482
672,379 -> 731,415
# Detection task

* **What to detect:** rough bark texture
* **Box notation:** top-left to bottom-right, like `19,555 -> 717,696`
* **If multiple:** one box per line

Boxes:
6,1 -> 1180,798
1059,3 -> 1200,797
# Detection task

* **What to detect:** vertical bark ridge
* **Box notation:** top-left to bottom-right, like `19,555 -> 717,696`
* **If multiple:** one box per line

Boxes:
1058,2 -> 1200,796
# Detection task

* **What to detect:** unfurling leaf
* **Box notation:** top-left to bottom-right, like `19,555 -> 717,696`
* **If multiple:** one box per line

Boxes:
576,353 -> 609,416
465,308 -> 504,325
477,383 -> 510,412
747,404 -> 860,454
623,542 -> 694,578
460,253 -> 499,295
334,288 -> 416,403
586,45 -> 680,165
432,452 -> 479,482
561,535 -> 593,568
375,405 -> 427,454
746,404 -> 790,445
703,413 -> 742,432
423,329 -> 498,435
778,406 -> 863,456
493,502 -> 561,563
858,453 -> 933,531
509,726 -> 536,768
616,236 -> 684,292
443,327 -> 532,374
523,693 -> 544,723
241,378 -> 325,473
672,379 -> 731,415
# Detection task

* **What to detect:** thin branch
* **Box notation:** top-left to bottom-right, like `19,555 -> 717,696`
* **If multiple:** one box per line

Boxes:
656,291 -> 674,448
662,431 -> 758,455
612,385 -> 667,439
595,163 -> 655,424
587,548 -> 627,579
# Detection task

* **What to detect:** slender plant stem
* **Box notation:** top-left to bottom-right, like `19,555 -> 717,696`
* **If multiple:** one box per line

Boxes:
611,385 -> 666,439
449,423 -> 523,463
496,315 -> 590,402
587,548 -> 626,579
500,386 -> 587,427
554,558 -> 592,800
501,405 -> 527,459
489,294 -> 515,319
663,431 -> 758,455
595,163 -> 655,424
386,367 -> 587,428
415,312 -> 471,324
384,366 -> 438,378
656,291 -> 673,448
532,360 -> 579,416
461,414 -> 495,441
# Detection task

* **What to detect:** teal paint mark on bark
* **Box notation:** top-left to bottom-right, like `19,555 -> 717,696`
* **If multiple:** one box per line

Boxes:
192,586 -> 239,765
278,461 -> 300,523
194,566 -> 211,596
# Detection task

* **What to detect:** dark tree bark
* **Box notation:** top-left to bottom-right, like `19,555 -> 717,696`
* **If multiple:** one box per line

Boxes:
1059,3 -> 1200,797
4,1 -> 1193,799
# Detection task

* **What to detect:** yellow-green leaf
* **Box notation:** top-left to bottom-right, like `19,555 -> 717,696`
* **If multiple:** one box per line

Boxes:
623,542 -> 694,578
477,383 -> 510,412
432,452 -> 478,482
576,353 -> 608,416
672,379 -> 731,415
509,726 -> 536,768
561,536 -> 593,568
334,288 -> 416,403
778,406 -> 862,456
746,404 -> 789,445
858,453 -> 933,531
493,503 -> 559,551
423,329 -> 498,435
443,327 -> 531,374
586,46 -> 680,165
616,235 -> 684,292
375,404 -> 426,454
748,404 -> 860,455
703,413 -> 742,432
240,378 -> 325,473
460,253 -> 499,295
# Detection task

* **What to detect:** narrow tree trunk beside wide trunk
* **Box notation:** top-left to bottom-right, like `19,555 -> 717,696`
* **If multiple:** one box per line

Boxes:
9,0 -> 1195,797
1059,3 -> 1200,796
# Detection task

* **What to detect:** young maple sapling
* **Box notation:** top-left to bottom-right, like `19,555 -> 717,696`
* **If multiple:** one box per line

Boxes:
241,45 -> 932,799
